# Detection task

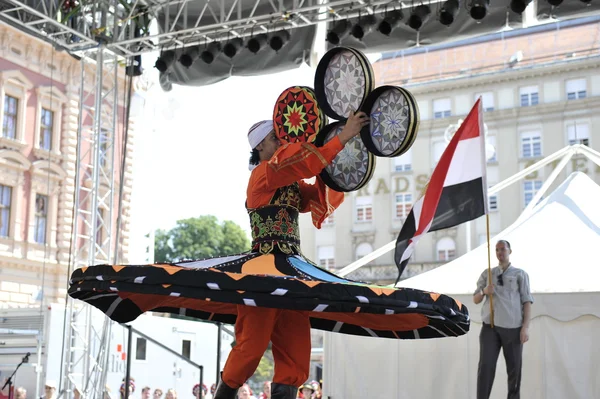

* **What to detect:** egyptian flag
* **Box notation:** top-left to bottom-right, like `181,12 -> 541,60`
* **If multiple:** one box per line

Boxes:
394,99 -> 488,281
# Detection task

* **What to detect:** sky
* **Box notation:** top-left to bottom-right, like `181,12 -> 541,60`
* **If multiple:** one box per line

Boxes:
127,54 -> 367,261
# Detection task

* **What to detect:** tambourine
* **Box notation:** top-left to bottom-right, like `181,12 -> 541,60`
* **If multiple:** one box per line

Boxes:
273,86 -> 327,144
314,121 -> 375,192
314,46 -> 375,121
360,85 -> 419,157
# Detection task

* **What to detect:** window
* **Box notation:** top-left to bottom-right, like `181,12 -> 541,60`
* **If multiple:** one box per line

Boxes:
433,98 -> 451,119
355,242 -> 373,260
475,92 -> 494,112
433,140 -> 448,166
318,246 -> 335,269
34,194 -> 48,244
2,95 -> 18,139
519,86 -> 539,107
0,184 -> 11,237
394,193 -> 413,219
393,149 -> 412,172
355,196 -> 373,222
436,237 -> 456,261
135,337 -> 147,360
486,135 -> 497,162
181,340 -> 191,359
523,180 -> 542,207
488,194 -> 498,211
567,123 -> 590,146
566,78 -> 586,100
520,131 -> 542,158
322,214 -> 334,225
39,109 -> 54,150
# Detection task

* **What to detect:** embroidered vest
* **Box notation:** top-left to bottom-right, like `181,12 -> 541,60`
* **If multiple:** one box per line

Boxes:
248,183 -> 302,255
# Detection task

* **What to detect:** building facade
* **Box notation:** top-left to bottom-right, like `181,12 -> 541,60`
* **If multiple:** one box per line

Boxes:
0,23 -> 135,308
300,17 -> 600,285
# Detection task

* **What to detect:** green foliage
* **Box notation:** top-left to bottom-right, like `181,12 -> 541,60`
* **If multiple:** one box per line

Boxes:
154,215 -> 250,262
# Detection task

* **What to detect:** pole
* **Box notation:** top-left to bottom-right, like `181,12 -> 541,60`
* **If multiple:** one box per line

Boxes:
485,214 -> 495,328
198,366 -> 203,399
216,323 -> 222,384
125,325 -> 133,399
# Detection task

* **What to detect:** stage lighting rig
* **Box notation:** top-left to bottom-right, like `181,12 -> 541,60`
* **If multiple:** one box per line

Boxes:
247,34 -> 268,54
326,20 -> 351,45
510,0 -> 532,13
223,38 -> 244,58
351,15 -> 377,40
469,0 -> 490,20
408,4 -> 431,31
154,50 -> 176,73
201,42 -> 222,64
378,10 -> 403,36
439,0 -> 460,26
269,30 -> 291,51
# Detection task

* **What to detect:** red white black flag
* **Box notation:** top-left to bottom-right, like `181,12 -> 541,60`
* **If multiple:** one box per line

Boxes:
394,99 -> 488,281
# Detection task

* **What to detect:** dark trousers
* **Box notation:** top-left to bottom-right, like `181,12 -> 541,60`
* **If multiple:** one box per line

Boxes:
477,323 -> 523,399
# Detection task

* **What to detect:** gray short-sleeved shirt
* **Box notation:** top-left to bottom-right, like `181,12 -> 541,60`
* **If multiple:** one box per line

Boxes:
474,264 -> 534,329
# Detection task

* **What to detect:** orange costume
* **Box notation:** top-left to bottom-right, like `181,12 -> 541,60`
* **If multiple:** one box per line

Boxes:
217,126 -> 344,398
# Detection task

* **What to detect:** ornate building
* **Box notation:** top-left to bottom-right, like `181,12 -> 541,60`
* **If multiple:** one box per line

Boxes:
0,23 -> 135,307
300,16 -> 600,285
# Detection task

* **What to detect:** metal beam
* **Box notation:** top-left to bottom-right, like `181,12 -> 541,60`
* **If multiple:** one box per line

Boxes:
1,0 -> 448,59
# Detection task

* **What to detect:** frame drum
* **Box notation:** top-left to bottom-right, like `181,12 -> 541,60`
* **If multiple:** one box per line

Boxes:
273,86 -> 327,144
314,121 -> 376,192
314,47 -> 374,121
360,85 -> 420,157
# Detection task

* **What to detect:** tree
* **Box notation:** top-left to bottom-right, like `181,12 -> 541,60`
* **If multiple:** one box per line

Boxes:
154,215 -> 250,262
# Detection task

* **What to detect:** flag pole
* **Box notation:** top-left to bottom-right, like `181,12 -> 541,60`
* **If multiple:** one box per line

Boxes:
485,213 -> 495,328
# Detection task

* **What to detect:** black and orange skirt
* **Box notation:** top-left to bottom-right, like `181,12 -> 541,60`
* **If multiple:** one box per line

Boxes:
68,253 -> 469,339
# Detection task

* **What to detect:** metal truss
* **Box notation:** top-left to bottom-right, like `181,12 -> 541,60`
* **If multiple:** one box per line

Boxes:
60,48 -> 120,399
0,0 -> 446,58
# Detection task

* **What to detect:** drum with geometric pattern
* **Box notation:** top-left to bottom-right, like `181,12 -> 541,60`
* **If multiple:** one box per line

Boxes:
273,86 -> 327,144
360,85 -> 420,157
314,121 -> 375,192
314,47 -> 374,121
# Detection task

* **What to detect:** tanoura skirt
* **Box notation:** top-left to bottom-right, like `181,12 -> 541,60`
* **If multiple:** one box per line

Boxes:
68,252 -> 469,339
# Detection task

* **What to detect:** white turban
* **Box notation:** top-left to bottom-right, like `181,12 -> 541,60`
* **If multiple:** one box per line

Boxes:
248,120 -> 274,149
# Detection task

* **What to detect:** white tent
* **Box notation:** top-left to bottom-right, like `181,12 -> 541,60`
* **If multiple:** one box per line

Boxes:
324,172 -> 600,399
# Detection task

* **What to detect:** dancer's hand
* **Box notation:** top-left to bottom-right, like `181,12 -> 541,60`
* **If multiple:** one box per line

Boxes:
338,111 -> 369,145
520,326 -> 529,343
483,285 -> 494,295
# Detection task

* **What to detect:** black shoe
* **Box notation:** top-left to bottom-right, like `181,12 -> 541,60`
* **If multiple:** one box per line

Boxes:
213,380 -> 238,399
270,383 -> 298,399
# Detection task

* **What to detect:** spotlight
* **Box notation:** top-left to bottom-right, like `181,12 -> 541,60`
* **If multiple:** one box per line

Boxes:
200,42 -> 221,64
179,46 -> 201,68
547,0 -> 563,5
470,0 -> 490,21
378,10 -> 403,36
223,38 -> 243,58
326,20 -> 351,45
247,34 -> 268,54
510,0 -> 532,13
351,15 -> 377,40
439,0 -> 460,26
269,30 -> 291,51
154,50 -> 175,73
408,4 -> 431,31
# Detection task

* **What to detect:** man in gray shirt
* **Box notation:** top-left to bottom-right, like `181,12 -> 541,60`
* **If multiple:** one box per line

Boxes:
473,240 -> 533,399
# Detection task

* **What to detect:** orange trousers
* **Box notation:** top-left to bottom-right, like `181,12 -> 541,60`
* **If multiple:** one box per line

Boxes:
221,306 -> 311,388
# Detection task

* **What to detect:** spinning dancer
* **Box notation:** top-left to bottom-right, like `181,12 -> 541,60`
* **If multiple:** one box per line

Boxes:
69,112 -> 469,399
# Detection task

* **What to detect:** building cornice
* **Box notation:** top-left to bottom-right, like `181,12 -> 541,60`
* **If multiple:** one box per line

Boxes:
392,57 -> 600,95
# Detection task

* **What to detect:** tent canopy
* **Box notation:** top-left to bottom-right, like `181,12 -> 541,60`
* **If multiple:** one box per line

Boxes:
398,171 -> 600,296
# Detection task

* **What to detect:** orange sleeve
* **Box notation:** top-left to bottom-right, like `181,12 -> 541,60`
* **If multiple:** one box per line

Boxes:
263,136 -> 344,190
298,177 -> 344,229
